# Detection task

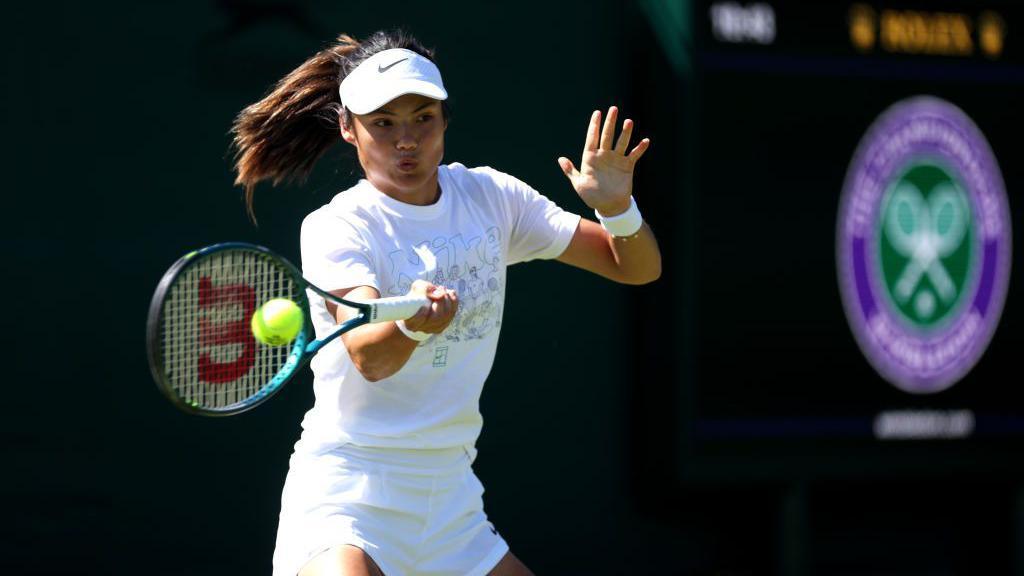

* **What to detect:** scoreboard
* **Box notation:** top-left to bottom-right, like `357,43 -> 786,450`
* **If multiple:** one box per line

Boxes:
667,1 -> 1024,479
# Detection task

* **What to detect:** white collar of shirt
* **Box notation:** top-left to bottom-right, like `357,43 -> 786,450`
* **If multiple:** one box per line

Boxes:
348,167 -> 452,221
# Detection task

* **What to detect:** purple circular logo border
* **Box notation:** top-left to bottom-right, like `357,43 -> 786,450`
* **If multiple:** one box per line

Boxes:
837,96 -> 1012,394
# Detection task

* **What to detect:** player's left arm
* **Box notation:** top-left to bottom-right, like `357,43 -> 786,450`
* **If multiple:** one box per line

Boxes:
555,106 -> 661,285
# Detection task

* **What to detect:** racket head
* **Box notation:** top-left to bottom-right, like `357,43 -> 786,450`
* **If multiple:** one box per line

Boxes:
146,243 -> 312,416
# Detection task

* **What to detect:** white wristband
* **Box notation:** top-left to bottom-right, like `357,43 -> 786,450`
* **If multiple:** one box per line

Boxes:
595,196 -> 643,237
396,320 -> 432,342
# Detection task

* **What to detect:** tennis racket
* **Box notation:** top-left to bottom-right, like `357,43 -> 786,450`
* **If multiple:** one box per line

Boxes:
146,242 -> 429,416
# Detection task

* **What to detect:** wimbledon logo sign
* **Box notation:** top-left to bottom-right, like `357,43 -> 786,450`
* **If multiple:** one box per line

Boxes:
837,97 -> 1012,394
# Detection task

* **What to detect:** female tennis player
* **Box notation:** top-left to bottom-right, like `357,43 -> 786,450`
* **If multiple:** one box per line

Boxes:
231,30 -> 660,576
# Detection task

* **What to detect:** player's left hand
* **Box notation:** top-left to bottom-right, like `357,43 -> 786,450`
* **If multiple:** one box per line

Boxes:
558,106 -> 650,217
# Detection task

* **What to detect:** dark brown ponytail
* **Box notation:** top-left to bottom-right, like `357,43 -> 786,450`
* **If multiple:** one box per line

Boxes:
230,30 -> 441,222
230,34 -> 357,222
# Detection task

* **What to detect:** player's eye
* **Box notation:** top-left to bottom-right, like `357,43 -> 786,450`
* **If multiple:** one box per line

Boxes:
418,114 -> 434,123
373,119 -> 392,127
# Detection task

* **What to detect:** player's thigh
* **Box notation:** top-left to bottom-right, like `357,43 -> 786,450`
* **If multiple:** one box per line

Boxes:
488,551 -> 535,576
298,544 -> 384,576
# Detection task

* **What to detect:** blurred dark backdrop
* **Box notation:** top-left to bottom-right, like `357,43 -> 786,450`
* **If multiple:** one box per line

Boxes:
3,0 -> 1022,574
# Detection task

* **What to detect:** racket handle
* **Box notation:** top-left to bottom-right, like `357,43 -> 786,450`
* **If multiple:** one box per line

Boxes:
366,295 -> 431,323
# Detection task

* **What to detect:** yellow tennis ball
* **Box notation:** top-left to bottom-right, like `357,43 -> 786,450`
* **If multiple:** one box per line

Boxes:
251,298 -> 303,346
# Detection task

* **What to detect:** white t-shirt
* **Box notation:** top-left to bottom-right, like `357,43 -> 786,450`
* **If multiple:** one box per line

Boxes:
295,163 -> 581,454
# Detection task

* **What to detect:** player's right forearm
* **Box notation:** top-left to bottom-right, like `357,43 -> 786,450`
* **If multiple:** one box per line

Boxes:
342,322 -> 420,382
332,280 -> 456,381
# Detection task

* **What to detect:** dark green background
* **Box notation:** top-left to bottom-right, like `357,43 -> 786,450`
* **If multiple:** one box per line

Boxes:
4,0 -> 1024,574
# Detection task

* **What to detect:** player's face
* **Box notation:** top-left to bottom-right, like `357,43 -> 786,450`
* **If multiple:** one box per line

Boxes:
342,93 -> 447,205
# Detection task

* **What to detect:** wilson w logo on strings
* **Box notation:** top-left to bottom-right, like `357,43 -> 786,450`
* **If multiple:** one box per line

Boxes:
197,276 -> 257,383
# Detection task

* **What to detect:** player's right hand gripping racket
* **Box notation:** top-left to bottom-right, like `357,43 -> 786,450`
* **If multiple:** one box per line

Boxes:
146,242 -> 429,416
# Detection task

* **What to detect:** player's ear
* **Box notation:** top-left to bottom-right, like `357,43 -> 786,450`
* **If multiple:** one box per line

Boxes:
340,116 -> 358,146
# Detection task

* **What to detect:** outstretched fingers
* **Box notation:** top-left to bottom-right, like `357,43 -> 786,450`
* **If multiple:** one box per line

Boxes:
627,138 -> 651,165
558,157 -> 578,180
583,110 -> 601,152
575,107 -> 648,171
615,118 -> 634,154
599,106 -> 618,150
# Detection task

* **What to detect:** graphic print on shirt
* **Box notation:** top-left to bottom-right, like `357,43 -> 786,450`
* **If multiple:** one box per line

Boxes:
385,227 -> 504,346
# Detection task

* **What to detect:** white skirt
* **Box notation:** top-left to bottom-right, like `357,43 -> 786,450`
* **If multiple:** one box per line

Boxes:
272,444 -> 508,576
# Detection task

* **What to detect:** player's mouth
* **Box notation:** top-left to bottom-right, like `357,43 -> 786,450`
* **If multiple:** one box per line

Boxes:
397,157 -> 418,171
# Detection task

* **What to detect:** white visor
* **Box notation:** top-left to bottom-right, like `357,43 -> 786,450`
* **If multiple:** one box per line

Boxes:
339,48 -> 448,115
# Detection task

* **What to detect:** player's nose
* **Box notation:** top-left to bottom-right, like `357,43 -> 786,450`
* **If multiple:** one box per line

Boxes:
396,125 -> 417,150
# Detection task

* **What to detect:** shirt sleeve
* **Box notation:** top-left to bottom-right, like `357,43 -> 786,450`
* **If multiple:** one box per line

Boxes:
481,168 -> 581,265
300,211 -> 380,292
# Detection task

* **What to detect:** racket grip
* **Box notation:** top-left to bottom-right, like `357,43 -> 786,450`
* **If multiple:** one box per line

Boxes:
367,295 -> 431,323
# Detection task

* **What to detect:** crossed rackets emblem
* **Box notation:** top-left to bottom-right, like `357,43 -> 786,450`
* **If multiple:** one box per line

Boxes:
884,181 -> 969,317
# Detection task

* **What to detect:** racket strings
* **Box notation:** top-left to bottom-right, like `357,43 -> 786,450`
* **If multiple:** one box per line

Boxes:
161,249 -> 298,411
